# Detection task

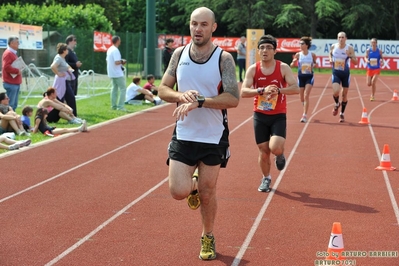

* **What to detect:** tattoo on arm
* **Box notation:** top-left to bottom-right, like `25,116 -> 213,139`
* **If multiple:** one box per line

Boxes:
221,53 -> 240,99
166,47 -> 183,78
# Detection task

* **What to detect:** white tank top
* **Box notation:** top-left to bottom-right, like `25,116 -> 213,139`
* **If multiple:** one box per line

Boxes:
332,43 -> 350,71
298,52 -> 314,74
175,43 -> 225,144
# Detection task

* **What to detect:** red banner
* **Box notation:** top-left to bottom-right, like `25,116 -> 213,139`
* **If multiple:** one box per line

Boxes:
276,38 -> 301,53
93,31 -> 112,52
158,35 -> 240,52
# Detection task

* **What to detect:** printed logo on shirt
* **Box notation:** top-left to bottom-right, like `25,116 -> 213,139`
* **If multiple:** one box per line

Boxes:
258,77 -> 267,80
179,62 -> 190,66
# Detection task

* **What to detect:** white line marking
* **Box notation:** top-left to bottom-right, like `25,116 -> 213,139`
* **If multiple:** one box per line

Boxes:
45,177 -> 169,266
231,77 -> 332,266
354,77 -> 399,225
378,78 -> 394,93
0,124 -> 175,204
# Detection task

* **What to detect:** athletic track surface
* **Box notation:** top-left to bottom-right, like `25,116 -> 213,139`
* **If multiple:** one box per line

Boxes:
1,74 -> 398,266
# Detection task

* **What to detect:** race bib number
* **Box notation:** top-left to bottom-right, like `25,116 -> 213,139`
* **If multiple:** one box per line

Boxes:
301,63 -> 312,74
334,59 -> 346,70
370,58 -> 378,66
257,93 -> 278,111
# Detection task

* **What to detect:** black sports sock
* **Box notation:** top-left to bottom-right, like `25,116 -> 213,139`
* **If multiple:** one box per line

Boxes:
341,101 -> 348,113
333,96 -> 339,104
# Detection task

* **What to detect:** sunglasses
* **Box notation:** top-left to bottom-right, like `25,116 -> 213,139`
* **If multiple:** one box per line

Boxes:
300,42 -> 306,45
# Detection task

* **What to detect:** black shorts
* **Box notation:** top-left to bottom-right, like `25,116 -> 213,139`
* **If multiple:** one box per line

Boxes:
298,74 -> 314,87
47,109 -> 61,123
133,94 -> 145,100
332,70 -> 350,88
253,112 -> 286,144
168,139 -> 230,168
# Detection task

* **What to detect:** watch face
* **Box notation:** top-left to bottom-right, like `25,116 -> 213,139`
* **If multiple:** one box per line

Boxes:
197,95 -> 205,101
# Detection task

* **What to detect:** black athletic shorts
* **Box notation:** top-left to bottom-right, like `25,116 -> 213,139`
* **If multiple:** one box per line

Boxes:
253,112 -> 286,144
47,109 -> 61,123
167,139 -> 230,168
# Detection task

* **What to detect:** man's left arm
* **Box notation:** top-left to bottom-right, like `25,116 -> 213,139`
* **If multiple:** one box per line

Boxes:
200,51 -> 240,109
349,46 -> 358,65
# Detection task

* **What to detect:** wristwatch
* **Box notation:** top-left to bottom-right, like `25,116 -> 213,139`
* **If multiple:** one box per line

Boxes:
196,95 -> 205,108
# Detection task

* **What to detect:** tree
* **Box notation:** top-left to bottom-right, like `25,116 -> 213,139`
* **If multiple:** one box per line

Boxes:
0,3 -> 112,31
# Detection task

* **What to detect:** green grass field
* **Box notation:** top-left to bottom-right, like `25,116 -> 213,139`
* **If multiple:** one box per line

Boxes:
1,78 -> 156,154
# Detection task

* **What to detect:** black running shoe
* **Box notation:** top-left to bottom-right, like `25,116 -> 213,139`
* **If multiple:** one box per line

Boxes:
275,154 -> 286,171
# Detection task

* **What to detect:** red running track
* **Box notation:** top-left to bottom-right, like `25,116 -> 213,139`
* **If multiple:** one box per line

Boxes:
0,74 -> 398,266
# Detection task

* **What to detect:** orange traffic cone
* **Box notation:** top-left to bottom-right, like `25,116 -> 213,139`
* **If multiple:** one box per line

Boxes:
375,144 -> 396,171
358,108 -> 369,124
392,90 -> 398,101
325,222 -> 345,261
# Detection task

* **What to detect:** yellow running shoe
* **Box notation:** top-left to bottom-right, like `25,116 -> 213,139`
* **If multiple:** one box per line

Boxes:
199,235 -> 216,260
370,95 -> 375,101
187,173 -> 200,210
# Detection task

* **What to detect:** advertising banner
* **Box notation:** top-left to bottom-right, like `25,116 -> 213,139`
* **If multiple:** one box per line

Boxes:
0,22 -> 43,50
158,34 -> 241,52
157,35 -> 399,70
246,29 -> 265,69
93,31 -> 112,52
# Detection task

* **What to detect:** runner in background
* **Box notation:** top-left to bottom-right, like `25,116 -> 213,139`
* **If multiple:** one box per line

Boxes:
365,38 -> 384,101
329,32 -> 358,123
290,36 -> 317,123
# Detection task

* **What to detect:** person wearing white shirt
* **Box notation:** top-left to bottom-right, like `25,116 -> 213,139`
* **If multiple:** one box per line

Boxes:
125,77 -> 161,105
106,36 -> 127,110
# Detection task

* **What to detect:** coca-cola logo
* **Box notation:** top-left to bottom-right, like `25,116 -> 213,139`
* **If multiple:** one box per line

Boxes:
280,39 -> 300,48
212,38 -> 233,47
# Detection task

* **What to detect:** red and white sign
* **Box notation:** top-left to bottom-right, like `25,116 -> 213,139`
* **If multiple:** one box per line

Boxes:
276,38 -> 301,53
93,31 -> 112,52
158,35 -> 240,52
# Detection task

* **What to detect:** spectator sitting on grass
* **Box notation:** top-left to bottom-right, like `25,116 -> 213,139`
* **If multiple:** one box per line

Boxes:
0,134 -> 31,151
125,77 -> 161,105
143,74 -> 158,96
0,92 -> 30,136
21,106 -> 34,132
37,87 -> 82,124
32,107 -> 87,136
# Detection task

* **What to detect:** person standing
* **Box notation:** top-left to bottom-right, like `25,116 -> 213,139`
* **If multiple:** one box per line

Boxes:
237,36 -> 246,83
106,36 -> 127,111
158,7 -> 239,260
290,36 -> 317,123
365,38 -> 383,101
65,35 -> 82,96
50,43 -> 79,119
241,34 -> 299,193
1,36 -> 22,111
329,32 -> 358,122
162,38 -> 174,73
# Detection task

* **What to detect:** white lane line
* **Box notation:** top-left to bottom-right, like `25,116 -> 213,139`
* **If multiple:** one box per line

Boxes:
354,77 -> 399,225
45,111 -> 254,265
311,76 -> 331,115
45,177 -> 169,266
231,77 -> 332,266
378,78 -> 394,93
0,124 -> 175,204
